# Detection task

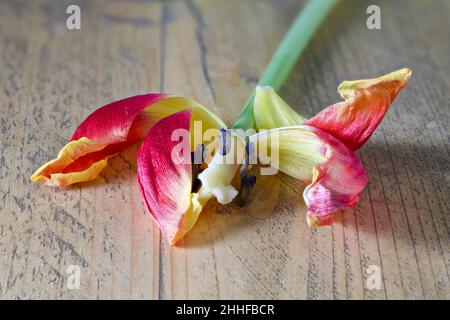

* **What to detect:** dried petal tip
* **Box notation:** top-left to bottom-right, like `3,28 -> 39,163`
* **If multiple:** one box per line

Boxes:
306,68 -> 412,150
307,214 -> 334,227
337,68 -> 411,101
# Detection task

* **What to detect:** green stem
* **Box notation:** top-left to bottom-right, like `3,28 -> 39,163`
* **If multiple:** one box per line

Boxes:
232,0 -> 339,130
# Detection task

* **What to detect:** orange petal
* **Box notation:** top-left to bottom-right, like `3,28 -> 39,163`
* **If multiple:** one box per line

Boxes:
306,68 -> 411,150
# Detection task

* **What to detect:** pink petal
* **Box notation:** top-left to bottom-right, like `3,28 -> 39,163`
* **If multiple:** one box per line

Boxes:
250,125 -> 368,226
137,110 -> 201,245
303,126 -> 368,226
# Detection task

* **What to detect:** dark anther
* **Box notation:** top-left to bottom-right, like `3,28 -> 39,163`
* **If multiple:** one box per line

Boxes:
239,136 -> 257,207
219,128 -> 231,156
191,144 -> 205,193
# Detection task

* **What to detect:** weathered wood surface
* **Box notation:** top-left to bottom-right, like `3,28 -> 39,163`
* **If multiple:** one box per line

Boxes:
0,0 -> 449,299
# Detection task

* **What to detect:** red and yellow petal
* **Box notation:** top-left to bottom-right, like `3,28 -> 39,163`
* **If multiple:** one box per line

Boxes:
137,110 -> 204,245
31,138 -> 108,187
306,68 -> 411,150
250,125 -> 368,226
31,94 -> 226,187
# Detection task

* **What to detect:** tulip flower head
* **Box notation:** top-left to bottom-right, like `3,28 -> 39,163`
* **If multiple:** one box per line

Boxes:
31,68 -> 411,245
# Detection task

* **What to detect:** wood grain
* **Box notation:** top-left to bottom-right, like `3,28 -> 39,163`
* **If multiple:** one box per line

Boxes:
0,0 -> 448,299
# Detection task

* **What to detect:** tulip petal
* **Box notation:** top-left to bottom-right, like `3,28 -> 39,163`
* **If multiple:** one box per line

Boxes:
31,94 -> 226,187
253,86 -> 307,130
137,110 -> 204,245
250,125 -> 368,226
306,68 -> 411,150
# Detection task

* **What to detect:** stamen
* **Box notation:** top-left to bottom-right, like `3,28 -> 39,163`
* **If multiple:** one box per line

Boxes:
219,128 -> 231,156
239,136 -> 257,206
191,144 -> 205,193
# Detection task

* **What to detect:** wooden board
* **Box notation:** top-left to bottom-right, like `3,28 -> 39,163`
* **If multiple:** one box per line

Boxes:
0,0 -> 449,299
